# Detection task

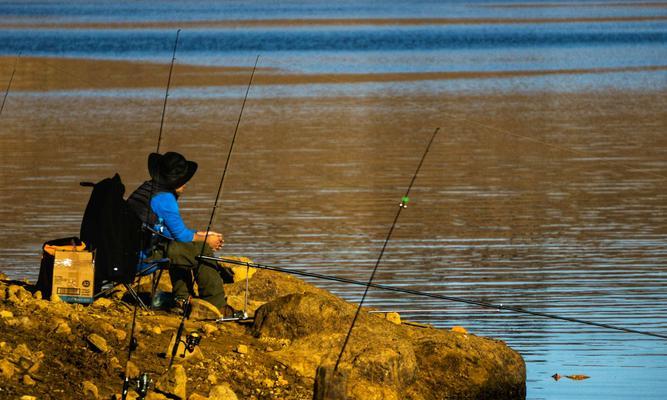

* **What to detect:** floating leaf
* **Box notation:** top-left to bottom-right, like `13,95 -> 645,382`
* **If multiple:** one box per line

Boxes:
566,374 -> 590,381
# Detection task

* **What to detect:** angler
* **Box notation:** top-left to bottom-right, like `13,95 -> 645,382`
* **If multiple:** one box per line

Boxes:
127,151 -> 232,314
166,55 -> 258,370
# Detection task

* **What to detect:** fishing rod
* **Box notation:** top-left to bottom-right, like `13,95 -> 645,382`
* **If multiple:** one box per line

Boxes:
197,54 -> 260,255
329,127 -> 440,370
157,29 -> 181,153
168,55 -> 260,371
0,51 -> 21,119
122,29 -> 182,400
198,255 -> 667,341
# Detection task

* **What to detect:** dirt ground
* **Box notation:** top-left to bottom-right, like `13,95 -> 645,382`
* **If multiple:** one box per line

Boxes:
0,277 -> 313,400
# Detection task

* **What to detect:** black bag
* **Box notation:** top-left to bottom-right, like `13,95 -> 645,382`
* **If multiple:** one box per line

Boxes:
80,174 -> 148,291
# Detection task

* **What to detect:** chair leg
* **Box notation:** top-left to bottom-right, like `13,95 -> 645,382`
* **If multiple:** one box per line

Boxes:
95,283 -> 118,299
123,283 -> 148,310
150,269 -> 165,309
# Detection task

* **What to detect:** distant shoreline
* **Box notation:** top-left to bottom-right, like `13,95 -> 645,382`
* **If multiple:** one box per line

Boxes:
1,15 -> 667,30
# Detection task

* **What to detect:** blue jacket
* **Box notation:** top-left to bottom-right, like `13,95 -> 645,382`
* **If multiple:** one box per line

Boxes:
151,192 -> 196,242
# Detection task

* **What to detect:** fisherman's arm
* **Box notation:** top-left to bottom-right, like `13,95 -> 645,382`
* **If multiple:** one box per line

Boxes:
151,193 -> 196,242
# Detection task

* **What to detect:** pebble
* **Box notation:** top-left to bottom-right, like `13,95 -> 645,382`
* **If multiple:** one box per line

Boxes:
98,321 -> 116,335
28,360 -> 41,374
451,326 -> 468,334
109,357 -> 122,371
235,344 -> 249,355
146,392 -> 168,400
22,374 -> 36,386
92,298 -> 114,308
0,310 -> 13,319
14,343 -> 32,360
7,285 -> 24,298
202,323 -> 218,336
87,334 -> 109,353
82,380 -> 99,399
385,312 -> 401,325
209,383 -> 239,400
20,316 -> 34,329
54,321 -> 71,335
115,328 -> 127,342
0,359 -> 15,379
126,361 -> 140,378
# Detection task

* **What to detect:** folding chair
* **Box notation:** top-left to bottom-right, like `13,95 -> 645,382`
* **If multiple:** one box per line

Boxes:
80,174 -> 170,309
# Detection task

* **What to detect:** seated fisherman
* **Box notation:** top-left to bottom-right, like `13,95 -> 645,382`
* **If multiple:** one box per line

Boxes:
127,151 -> 227,313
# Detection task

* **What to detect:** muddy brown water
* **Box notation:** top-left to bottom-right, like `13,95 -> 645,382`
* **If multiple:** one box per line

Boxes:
1,78 -> 666,399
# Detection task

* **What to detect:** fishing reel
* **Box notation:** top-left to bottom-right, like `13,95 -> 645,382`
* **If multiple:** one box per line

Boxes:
121,372 -> 152,400
185,331 -> 202,352
134,373 -> 153,399
179,331 -> 202,357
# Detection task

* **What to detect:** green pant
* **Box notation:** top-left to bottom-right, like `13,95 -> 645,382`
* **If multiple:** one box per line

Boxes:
155,241 -> 226,310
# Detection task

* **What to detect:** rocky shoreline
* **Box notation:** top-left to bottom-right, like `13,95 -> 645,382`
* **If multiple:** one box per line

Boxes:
0,260 -> 525,399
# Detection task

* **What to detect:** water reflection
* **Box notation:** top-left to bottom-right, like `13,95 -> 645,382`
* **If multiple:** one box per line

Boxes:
1,2 -> 667,398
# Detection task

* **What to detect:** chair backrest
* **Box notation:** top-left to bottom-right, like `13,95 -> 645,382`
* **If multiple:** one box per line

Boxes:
80,174 -> 148,288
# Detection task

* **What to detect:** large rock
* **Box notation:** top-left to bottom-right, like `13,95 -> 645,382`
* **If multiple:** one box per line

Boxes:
225,269 -> 336,304
405,330 -> 526,399
251,291 -> 525,400
156,364 -> 187,400
252,292 -> 356,340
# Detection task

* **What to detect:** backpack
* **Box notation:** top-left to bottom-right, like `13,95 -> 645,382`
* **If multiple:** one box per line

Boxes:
80,174 -> 148,290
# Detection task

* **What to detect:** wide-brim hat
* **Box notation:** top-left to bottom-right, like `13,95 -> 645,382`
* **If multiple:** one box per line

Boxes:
148,152 -> 198,189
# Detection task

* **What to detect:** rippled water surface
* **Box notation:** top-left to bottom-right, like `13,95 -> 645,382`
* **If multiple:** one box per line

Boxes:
1,1 -> 667,399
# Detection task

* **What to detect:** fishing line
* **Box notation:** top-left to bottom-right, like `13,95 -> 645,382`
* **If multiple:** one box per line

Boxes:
198,255 -> 667,341
334,127 -> 440,370
167,55 -> 260,371
157,29 -> 181,153
0,51 -> 20,119
198,54 -> 260,253
124,29 -> 182,399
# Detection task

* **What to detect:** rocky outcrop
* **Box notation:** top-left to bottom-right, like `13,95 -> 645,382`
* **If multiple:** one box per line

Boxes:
1,262 -> 525,400
238,270 -> 526,399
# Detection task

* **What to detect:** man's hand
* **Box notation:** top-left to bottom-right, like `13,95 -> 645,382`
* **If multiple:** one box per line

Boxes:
194,231 -> 224,251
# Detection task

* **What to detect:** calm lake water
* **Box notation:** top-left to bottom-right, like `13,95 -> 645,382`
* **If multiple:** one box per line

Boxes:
1,1 -> 667,399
